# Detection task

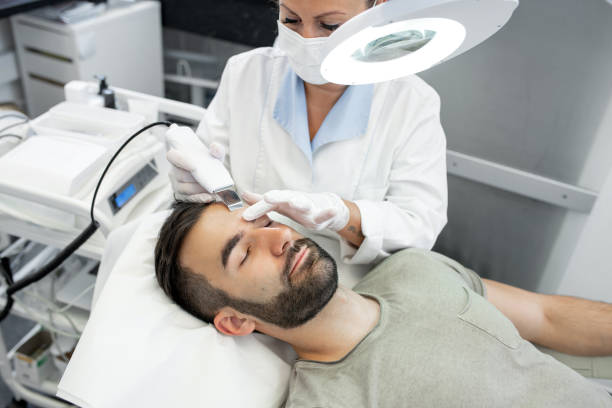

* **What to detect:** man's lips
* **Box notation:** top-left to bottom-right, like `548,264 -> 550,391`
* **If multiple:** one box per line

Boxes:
289,247 -> 308,278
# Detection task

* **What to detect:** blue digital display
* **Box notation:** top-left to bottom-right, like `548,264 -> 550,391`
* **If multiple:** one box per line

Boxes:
114,184 -> 136,208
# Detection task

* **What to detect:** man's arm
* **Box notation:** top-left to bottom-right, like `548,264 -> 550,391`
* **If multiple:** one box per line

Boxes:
483,279 -> 612,356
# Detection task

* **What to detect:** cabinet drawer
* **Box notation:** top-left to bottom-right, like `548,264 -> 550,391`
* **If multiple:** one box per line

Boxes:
26,75 -> 65,116
13,20 -> 75,61
23,50 -> 78,84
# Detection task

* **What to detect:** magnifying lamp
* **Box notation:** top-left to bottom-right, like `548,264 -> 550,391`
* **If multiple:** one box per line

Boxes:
320,0 -> 519,85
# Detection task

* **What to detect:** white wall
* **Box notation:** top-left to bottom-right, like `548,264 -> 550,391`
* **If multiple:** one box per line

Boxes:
422,0 -> 612,295
555,169 -> 612,302
536,94 -> 612,299
543,94 -> 612,302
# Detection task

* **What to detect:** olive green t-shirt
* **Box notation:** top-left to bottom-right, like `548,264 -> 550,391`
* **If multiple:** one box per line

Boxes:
284,249 -> 612,407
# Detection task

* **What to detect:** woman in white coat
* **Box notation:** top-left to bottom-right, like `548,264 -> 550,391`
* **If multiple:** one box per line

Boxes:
167,0 -> 448,272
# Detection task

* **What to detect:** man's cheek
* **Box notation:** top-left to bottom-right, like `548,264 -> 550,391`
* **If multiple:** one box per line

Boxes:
248,262 -> 283,299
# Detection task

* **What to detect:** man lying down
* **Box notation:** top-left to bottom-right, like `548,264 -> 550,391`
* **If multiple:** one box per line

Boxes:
154,202 -> 612,407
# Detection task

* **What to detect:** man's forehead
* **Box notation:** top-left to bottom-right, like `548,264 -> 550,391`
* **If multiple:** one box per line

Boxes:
180,203 -> 243,273
196,203 -> 244,247
203,202 -> 243,225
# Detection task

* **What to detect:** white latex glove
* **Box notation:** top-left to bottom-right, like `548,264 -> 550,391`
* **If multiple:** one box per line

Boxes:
242,190 -> 350,231
165,124 -> 232,202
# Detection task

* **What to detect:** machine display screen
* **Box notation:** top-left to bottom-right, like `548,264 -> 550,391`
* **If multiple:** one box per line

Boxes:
114,184 -> 136,208
108,161 -> 157,214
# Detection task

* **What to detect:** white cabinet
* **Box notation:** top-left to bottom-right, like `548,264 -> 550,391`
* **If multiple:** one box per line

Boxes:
11,2 -> 163,116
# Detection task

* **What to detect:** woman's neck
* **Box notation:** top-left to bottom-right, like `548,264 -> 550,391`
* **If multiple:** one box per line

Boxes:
304,82 -> 348,141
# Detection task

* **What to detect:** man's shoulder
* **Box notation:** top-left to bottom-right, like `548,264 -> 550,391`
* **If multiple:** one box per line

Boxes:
284,363 -> 362,408
355,248 -> 435,285
354,249 -> 473,294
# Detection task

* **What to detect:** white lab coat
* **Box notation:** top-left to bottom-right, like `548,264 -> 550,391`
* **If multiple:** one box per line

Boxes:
196,47 -> 447,281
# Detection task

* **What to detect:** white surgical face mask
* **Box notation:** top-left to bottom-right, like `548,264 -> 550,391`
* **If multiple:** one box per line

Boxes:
275,2 -> 379,85
276,21 -> 329,85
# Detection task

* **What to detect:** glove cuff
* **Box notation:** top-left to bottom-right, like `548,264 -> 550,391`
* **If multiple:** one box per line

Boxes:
326,193 -> 350,231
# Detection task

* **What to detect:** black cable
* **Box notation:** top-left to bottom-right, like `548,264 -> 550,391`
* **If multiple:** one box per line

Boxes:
0,134 -> 23,141
0,257 -> 14,285
6,222 -> 99,296
0,258 -> 14,322
0,120 -> 28,135
0,297 -> 12,322
89,121 -> 171,223
0,120 -> 172,322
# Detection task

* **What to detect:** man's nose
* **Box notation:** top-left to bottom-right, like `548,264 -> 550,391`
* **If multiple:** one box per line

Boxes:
256,225 -> 293,256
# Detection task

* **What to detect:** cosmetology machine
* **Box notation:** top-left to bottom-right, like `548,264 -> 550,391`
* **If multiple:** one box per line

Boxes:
0,80 -> 209,407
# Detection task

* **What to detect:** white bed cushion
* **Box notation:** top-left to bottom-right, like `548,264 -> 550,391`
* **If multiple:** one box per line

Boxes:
57,211 -> 296,408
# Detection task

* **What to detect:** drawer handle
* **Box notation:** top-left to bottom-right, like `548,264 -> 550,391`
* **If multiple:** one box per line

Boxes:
29,73 -> 65,88
25,47 -> 73,63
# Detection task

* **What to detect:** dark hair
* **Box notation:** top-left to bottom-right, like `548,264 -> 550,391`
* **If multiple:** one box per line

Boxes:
154,201 -> 233,324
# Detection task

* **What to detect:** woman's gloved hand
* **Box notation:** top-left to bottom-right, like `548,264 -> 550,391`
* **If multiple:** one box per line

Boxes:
242,190 -> 350,231
165,124 -> 231,203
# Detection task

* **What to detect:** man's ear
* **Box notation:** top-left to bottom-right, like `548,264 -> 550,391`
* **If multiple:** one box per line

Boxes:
213,308 -> 256,336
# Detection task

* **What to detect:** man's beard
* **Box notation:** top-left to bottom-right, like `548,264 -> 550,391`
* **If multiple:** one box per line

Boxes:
224,238 -> 338,328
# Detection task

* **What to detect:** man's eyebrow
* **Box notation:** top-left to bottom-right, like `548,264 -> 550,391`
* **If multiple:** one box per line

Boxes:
221,231 -> 244,269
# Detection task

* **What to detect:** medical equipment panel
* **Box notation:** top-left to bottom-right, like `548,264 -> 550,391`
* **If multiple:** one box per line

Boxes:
30,101 -> 146,149
108,161 -> 158,215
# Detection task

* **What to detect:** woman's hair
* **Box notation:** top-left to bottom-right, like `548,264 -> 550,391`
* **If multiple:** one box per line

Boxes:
273,0 -> 378,9
154,201 -> 233,324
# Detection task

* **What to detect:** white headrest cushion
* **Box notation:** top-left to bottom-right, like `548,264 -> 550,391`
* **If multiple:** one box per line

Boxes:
58,211 -> 294,408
